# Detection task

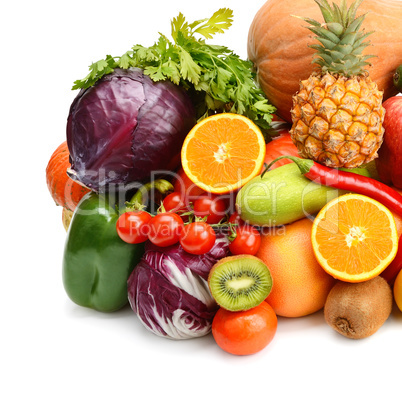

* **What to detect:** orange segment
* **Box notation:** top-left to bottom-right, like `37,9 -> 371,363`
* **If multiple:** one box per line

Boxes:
181,113 -> 266,194
311,193 -> 398,283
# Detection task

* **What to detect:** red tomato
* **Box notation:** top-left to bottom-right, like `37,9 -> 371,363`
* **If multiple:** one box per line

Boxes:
116,211 -> 152,244
271,114 -> 286,122
193,195 -> 227,224
229,225 -> 261,256
148,213 -> 184,247
228,212 -> 245,226
180,222 -> 216,255
262,131 -> 299,171
162,192 -> 187,213
212,301 -> 277,356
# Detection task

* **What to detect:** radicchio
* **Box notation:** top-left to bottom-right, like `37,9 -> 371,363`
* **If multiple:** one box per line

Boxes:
127,234 -> 229,340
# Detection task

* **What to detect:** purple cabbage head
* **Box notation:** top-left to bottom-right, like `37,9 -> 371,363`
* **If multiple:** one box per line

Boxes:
67,68 -> 196,191
127,234 -> 230,340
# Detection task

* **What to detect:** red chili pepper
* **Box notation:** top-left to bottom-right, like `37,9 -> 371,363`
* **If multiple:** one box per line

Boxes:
263,155 -> 402,217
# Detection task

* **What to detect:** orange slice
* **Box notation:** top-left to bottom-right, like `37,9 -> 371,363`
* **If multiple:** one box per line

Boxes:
181,113 -> 266,194
311,194 -> 398,283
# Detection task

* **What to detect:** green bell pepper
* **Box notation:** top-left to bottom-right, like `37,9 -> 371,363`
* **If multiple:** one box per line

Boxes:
62,180 -> 173,312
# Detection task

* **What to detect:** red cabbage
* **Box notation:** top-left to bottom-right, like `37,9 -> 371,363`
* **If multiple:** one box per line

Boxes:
67,68 -> 196,191
127,234 -> 230,339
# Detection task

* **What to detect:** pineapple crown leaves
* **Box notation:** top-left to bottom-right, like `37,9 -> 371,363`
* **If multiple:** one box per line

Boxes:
295,0 -> 376,76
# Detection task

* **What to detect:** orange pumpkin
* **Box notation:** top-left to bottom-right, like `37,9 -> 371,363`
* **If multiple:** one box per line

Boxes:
248,0 -> 402,122
46,142 -> 90,211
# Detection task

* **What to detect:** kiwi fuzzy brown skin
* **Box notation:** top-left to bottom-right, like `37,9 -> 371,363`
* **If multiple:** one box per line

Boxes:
324,276 -> 393,340
207,254 -> 273,312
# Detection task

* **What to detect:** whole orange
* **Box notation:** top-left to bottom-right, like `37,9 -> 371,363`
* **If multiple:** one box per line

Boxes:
212,301 -> 277,356
256,218 -> 336,318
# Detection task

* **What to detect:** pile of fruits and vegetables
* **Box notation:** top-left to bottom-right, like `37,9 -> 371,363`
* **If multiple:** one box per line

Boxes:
45,0 -> 402,356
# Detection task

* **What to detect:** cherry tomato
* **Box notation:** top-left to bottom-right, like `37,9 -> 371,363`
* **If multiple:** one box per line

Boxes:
116,210 -> 152,244
229,225 -> 261,255
228,212 -> 245,226
212,301 -> 277,356
148,212 -> 184,247
193,195 -> 227,224
162,192 -> 187,213
180,222 -> 216,255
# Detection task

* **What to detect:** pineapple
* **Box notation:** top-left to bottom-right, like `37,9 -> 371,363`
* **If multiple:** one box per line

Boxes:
290,0 -> 385,168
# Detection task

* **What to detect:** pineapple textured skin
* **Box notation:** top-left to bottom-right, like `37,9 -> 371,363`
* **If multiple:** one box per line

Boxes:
290,72 -> 385,168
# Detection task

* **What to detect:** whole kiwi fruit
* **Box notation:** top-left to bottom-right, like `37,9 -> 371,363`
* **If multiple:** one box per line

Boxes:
324,276 -> 393,340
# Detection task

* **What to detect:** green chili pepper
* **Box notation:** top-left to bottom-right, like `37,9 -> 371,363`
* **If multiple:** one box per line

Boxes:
62,180 -> 173,312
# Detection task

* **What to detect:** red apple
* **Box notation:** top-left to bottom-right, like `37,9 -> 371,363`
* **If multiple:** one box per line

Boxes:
375,96 -> 402,189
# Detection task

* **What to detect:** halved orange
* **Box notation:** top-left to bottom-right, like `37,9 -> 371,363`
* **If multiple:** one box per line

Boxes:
181,113 -> 266,194
311,194 -> 398,283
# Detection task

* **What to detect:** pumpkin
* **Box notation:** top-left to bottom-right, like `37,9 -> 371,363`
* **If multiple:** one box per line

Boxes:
46,141 -> 90,211
248,0 -> 402,122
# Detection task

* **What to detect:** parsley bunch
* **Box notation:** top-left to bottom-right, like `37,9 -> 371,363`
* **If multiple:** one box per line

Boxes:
73,8 -> 276,132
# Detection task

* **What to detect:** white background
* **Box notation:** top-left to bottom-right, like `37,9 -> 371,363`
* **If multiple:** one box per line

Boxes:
2,1 -> 402,401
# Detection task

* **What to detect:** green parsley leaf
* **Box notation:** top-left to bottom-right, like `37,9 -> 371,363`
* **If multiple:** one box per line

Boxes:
191,8 -> 233,39
72,8 -> 276,134
72,55 -> 117,90
143,65 -> 165,82
117,52 -> 133,70
178,48 -> 202,85
171,12 -> 189,41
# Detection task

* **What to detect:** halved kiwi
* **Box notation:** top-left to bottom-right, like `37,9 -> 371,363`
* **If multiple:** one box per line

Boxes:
208,255 -> 273,311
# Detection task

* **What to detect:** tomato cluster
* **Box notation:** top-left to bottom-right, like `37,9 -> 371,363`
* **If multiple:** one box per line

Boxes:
116,191 -> 261,256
